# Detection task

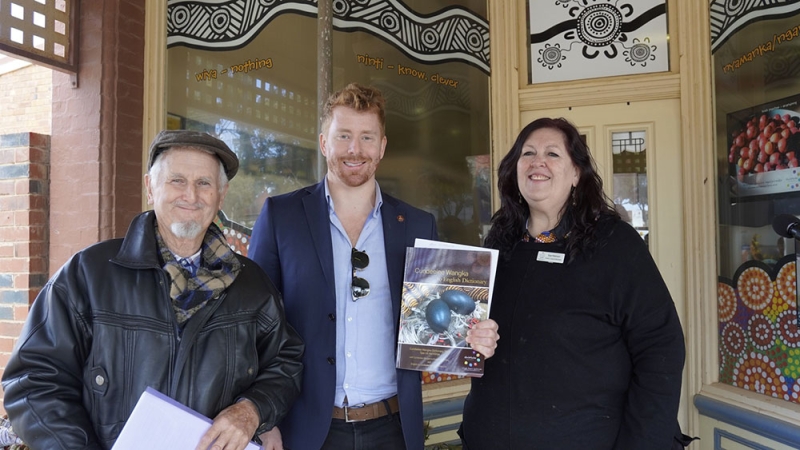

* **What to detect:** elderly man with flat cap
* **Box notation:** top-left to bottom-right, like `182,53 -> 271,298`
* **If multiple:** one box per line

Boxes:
2,130 -> 304,450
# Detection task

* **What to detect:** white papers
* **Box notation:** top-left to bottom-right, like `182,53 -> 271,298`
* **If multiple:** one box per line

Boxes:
112,387 -> 261,450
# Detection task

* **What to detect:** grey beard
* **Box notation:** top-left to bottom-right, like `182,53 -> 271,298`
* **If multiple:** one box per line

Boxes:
171,221 -> 204,239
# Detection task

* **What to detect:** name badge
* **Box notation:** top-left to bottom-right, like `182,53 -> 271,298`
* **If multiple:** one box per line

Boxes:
537,251 -> 565,264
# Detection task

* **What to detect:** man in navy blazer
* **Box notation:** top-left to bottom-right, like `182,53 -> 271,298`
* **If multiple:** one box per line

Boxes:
248,83 -> 499,450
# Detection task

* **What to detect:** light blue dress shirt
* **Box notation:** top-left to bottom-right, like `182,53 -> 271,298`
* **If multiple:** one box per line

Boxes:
324,178 -> 398,408
171,249 -> 201,276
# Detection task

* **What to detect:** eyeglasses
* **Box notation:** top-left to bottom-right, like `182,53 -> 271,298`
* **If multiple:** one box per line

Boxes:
351,248 -> 370,301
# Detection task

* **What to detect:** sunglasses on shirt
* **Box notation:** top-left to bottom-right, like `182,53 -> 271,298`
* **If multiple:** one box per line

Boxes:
351,248 -> 370,301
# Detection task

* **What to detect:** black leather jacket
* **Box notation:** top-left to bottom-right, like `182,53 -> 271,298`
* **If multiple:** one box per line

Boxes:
2,211 -> 304,449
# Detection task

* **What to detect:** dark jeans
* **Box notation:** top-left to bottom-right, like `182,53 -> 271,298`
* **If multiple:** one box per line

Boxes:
321,412 -> 406,450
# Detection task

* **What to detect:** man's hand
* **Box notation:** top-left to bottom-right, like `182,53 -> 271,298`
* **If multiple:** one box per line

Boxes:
259,426 -> 284,450
465,318 -> 499,358
196,399 -> 260,450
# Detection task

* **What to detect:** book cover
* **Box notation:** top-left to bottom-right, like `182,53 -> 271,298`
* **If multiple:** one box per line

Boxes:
112,387 -> 261,450
396,242 -> 496,377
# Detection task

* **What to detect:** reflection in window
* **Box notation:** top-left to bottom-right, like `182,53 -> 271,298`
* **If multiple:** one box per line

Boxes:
612,131 -> 648,245
165,1 -> 491,247
167,14 -> 318,227
712,3 -> 800,405
331,0 -> 490,245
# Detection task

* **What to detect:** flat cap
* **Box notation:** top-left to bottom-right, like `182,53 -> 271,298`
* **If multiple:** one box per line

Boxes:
148,130 -> 239,180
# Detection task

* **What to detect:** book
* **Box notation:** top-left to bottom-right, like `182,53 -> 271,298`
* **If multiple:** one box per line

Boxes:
396,239 -> 498,377
112,387 -> 261,450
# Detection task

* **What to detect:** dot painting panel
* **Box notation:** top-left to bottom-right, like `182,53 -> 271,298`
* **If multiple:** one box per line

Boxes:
718,256 -> 800,403
528,0 -> 669,84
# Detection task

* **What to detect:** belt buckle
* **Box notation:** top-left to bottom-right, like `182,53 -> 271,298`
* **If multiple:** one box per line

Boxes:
343,404 -> 366,423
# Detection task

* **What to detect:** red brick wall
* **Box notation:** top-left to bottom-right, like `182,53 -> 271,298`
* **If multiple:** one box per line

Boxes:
50,0 -> 145,271
0,132 -> 49,414
0,65 -> 52,136
0,0 -> 146,420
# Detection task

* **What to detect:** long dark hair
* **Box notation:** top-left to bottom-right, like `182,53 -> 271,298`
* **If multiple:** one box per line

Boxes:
485,117 -> 618,262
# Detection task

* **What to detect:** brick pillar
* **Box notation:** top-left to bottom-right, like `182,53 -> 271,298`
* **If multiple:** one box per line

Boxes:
50,0 -> 145,271
0,132 -> 49,414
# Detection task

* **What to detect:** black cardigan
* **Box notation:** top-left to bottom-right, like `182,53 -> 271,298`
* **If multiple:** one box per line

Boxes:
461,217 -> 685,450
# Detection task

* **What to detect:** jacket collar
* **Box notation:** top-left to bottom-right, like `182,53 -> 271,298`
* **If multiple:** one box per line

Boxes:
378,194 -> 407,326
111,210 -> 164,270
303,182 -> 335,291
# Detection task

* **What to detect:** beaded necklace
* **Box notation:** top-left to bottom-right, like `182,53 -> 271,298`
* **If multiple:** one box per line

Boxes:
522,229 -> 557,243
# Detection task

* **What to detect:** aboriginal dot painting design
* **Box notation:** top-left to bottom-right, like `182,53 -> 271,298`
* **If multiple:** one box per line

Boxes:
528,0 -> 668,83
719,255 -> 800,403
710,0 -> 800,54
215,212 -> 251,257
711,1 -> 800,89
167,0 -> 490,74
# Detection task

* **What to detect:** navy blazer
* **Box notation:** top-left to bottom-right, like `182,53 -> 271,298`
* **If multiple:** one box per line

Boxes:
248,181 -> 437,450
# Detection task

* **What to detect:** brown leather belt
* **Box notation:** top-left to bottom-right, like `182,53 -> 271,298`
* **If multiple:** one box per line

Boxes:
332,396 -> 399,422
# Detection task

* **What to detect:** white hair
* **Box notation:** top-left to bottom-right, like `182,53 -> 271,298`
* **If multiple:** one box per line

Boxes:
148,146 -> 229,192
170,221 -> 204,239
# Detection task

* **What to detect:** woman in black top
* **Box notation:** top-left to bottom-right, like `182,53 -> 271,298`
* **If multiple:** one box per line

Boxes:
459,118 -> 685,450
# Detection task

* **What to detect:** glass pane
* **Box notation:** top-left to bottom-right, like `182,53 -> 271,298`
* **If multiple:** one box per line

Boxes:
612,131 -> 648,245
167,13 -> 318,228
331,0 -> 490,246
712,4 -> 800,405
165,1 -> 491,247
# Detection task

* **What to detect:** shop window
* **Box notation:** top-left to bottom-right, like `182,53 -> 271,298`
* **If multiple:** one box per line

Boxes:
713,2 -> 800,405
330,2 -> 490,247
165,0 -> 491,249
